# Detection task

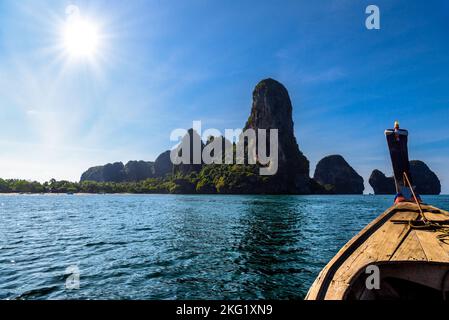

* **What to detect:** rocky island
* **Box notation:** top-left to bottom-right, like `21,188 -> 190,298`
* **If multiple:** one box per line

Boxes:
79,78 -> 316,194
75,79 -> 441,195
313,155 -> 365,194
369,160 -> 441,195
0,79 -> 441,195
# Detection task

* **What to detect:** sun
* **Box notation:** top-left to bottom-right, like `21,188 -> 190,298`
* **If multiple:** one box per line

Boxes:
63,17 -> 100,58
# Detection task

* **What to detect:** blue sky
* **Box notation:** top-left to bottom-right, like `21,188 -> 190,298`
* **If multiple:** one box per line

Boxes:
0,0 -> 448,193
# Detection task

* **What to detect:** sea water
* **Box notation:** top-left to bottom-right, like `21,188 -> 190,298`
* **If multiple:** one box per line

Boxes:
1,194 -> 448,300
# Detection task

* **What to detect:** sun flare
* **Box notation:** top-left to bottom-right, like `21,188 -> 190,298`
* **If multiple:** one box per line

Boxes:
63,18 -> 99,58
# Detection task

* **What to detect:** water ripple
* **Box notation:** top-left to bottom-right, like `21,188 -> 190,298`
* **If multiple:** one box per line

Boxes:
0,194 -> 447,300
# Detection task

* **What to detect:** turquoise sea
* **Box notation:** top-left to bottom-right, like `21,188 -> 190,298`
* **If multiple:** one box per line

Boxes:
1,194 -> 448,300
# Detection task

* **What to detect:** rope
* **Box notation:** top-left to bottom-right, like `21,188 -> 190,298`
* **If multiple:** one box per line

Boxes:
403,172 -> 427,222
403,172 -> 449,243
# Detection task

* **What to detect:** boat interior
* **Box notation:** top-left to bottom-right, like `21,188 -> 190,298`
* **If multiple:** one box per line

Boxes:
346,262 -> 449,300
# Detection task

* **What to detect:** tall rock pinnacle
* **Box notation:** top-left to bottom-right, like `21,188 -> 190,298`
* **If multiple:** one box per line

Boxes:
244,78 -> 311,193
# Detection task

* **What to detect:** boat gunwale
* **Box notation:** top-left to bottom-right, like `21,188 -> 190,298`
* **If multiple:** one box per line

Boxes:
313,203 -> 441,300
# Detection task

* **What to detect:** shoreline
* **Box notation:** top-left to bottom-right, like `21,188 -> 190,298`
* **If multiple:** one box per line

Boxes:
0,193 -> 446,196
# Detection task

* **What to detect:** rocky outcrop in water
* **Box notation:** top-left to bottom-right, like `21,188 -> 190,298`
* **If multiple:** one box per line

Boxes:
410,161 -> 441,195
369,161 -> 441,195
78,79 -> 322,194
368,169 -> 395,195
313,155 -> 364,194
242,78 -> 311,194
79,79 -> 380,195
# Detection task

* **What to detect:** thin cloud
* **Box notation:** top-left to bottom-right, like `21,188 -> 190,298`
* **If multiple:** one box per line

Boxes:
299,67 -> 346,84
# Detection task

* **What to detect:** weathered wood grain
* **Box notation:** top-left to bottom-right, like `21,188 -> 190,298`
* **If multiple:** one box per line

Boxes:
306,202 -> 449,300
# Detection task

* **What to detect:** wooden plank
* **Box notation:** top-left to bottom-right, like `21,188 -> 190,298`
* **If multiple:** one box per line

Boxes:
333,211 -> 412,283
391,230 -> 427,261
415,229 -> 449,262
421,211 -> 449,222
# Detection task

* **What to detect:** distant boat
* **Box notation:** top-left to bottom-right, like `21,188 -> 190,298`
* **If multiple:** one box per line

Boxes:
306,122 -> 449,300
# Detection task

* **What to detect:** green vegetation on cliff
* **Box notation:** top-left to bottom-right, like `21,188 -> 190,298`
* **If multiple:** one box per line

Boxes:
0,164 -> 268,194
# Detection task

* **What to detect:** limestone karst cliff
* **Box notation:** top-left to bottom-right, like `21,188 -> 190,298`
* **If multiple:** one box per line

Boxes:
313,155 -> 365,194
369,161 -> 441,195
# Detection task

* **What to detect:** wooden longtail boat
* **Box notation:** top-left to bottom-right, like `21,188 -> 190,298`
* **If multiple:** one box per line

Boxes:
307,122 -> 449,300
306,201 -> 449,300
